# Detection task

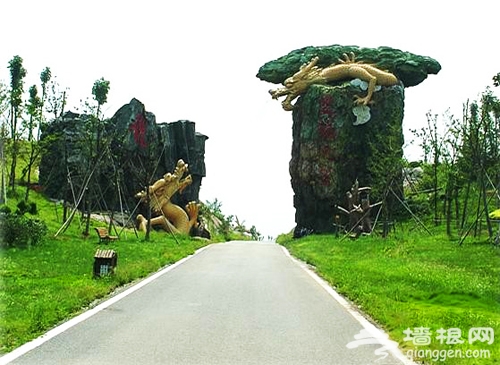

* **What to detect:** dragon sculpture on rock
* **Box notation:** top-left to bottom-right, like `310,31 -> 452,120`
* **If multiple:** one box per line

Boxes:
269,53 -> 399,111
135,159 -> 200,235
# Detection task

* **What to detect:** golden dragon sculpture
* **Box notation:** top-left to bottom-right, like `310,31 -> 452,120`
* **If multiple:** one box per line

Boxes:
135,159 -> 199,235
269,53 -> 399,111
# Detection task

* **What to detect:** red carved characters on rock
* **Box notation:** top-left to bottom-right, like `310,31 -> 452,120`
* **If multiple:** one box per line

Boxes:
318,94 -> 336,141
129,113 -> 148,148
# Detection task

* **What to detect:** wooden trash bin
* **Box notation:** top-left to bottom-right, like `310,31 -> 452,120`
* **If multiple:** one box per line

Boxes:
93,249 -> 117,277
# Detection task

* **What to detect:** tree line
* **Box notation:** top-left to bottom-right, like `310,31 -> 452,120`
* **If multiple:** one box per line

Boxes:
0,55 -> 264,242
0,55 -> 110,238
0,55 -> 109,201
408,75 -> 500,244
2,55 -> 498,243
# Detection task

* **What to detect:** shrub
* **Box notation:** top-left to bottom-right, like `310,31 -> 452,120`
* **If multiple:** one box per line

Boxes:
16,200 -> 37,215
0,213 -> 47,248
0,205 -> 12,214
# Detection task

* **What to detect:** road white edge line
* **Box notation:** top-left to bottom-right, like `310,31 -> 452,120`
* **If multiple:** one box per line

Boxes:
280,245 -> 416,365
0,244 -> 212,365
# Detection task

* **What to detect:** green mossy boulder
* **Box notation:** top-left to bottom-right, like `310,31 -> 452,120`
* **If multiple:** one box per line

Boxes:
39,99 -> 208,213
290,81 -> 405,234
257,44 -> 441,88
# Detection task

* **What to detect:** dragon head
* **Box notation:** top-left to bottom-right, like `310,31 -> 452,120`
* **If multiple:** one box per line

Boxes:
269,56 -> 325,111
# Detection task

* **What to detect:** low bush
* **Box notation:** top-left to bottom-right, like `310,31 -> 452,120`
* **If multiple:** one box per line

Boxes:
0,212 -> 47,248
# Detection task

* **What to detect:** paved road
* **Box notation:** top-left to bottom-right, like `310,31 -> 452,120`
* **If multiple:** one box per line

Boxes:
6,241 -> 411,365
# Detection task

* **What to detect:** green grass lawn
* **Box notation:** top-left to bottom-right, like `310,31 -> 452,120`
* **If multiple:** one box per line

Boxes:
278,228 -> 500,364
2,183 -> 500,364
0,230 -> 211,353
0,188 -> 216,354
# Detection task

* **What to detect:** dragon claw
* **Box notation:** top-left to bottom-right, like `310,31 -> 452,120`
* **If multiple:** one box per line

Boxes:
282,100 -> 294,111
339,52 -> 356,64
185,201 -> 199,221
354,95 -> 373,106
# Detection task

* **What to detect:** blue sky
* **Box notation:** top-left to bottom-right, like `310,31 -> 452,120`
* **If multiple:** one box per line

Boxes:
2,0 -> 499,238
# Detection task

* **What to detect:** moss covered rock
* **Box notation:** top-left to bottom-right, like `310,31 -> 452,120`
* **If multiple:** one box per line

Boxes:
290,81 -> 404,234
258,44 -> 440,236
39,99 -> 208,213
257,44 -> 441,88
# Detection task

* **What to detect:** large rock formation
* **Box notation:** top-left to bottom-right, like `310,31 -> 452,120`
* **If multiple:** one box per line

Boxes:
257,45 -> 440,236
290,82 -> 404,234
108,98 -> 208,210
39,98 -> 208,217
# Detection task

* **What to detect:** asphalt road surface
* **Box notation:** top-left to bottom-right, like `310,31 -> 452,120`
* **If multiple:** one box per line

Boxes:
5,241 -> 412,365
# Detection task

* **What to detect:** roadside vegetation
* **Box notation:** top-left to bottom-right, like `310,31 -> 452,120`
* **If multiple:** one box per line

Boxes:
0,55 -> 260,354
0,184 -> 255,354
277,229 -> 499,364
0,222 -> 208,353
277,82 -> 500,364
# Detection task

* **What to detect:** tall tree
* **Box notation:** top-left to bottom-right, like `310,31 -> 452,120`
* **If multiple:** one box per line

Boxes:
83,78 -> 110,236
21,67 -> 51,201
92,77 -> 110,155
55,78 -> 111,237
24,85 -> 42,200
92,77 -> 110,119
410,112 -> 445,225
457,88 -> 500,244
45,75 -> 66,120
37,67 -> 51,139
0,82 -> 8,203
7,55 -> 27,193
